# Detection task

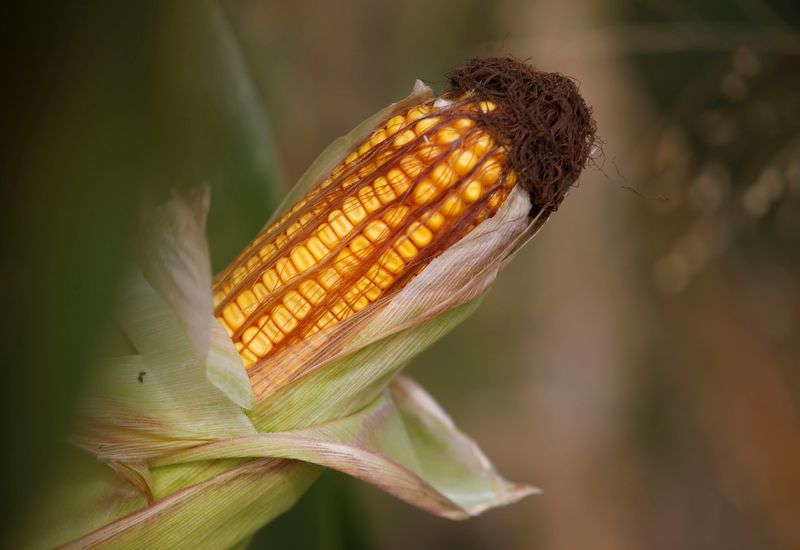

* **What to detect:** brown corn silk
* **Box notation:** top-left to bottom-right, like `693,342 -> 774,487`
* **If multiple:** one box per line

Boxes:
213,57 -> 596,398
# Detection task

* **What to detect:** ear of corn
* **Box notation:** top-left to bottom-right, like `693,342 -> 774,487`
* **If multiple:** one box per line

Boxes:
213,95 -> 518,384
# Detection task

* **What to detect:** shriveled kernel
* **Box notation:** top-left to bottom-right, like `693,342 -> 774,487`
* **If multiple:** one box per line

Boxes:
348,235 -> 374,260
222,303 -> 246,329
299,279 -> 326,305
306,236 -> 330,261
413,179 -> 439,204
358,186 -> 382,213
374,176 -> 397,204
275,257 -> 299,283
393,129 -> 416,147
436,127 -> 461,144
379,249 -> 405,275
407,223 -> 434,248
394,236 -> 419,260
431,163 -> 457,187
236,290 -> 258,313
462,180 -> 483,203
414,116 -> 440,135
383,205 -> 410,228
364,219 -> 390,243
387,168 -> 410,195
316,223 -> 339,248
262,269 -> 281,292
385,115 -> 405,136
343,196 -> 367,225
272,304 -> 298,333
318,268 -> 341,290
442,195 -> 464,217
283,290 -> 311,319
328,210 -> 354,238
344,151 -> 358,165
423,211 -> 446,231
290,246 -> 315,272
259,243 -> 277,260
246,256 -> 259,270
452,150 -> 479,175
286,222 -> 301,238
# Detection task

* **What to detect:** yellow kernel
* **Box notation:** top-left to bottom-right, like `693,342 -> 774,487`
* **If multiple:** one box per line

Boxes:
242,325 -> 259,345
436,127 -> 461,144
252,282 -> 268,301
371,129 -> 388,146
442,195 -> 464,217
394,236 -> 419,260
232,266 -> 246,284
413,179 -> 439,204
367,265 -> 395,289
462,180 -> 483,203
274,234 -> 288,248
431,163 -> 457,187
383,205 -> 410,228
452,150 -> 479,175
272,304 -> 298,333
424,211 -> 446,231
236,290 -> 258,314
318,268 -> 341,290
334,249 -> 359,275
414,116 -> 440,135
408,223 -> 433,248
505,171 -> 517,188
328,209 -> 354,238
364,219 -> 390,243
306,236 -> 330,261
219,318 -> 234,337
276,257 -> 299,283
379,249 -> 405,275
343,196 -> 367,225
357,140 -> 371,157
454,117 -> 476,130
222,302 -> 245,329
374,176 -> 397,204
488,191 -> 503,209
299,279 -> 326,305
400,155 -> 424,178
345,289 -> 370,312
259,243 -> 277,260
406,105 -> 430,122
332,300 -> 354,320
282,290 -> 311,319
345,151 -> 358,165
387,168 -> 410,195
480,158 -> 503,184
349,235 -> 374,260
262,269 -> 280,292
358,186 -> 382,213
385,115 -> 405,136
342,174 -> 359,188
393,129 -> 416,147
316,311 -> 336,329
478,100 -> 496,113
417,144 -> 444,161
290,246 -> 315,272
241,347 -> 257,367
473,133 -> 494,155
286,222 -> 301,238
262,318 -> 284,343
247,331 -> 272,357
316,223 -> 339,248
246,256 -> 259,270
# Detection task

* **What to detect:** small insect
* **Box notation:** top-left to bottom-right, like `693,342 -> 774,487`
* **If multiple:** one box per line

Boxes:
138,370 -> 146,383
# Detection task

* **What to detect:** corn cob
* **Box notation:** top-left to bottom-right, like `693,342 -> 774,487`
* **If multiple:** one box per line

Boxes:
213,57 -> 595,379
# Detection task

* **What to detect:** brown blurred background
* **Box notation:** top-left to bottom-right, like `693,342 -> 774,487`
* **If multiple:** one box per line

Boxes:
2,1 -> 799,549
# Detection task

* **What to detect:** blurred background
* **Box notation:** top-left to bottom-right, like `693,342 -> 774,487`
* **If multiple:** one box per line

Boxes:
2,1 -> 799,548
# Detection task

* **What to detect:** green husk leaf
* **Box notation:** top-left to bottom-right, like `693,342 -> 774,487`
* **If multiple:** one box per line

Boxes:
152,377 -> 535,519
74,270 -> 255,461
